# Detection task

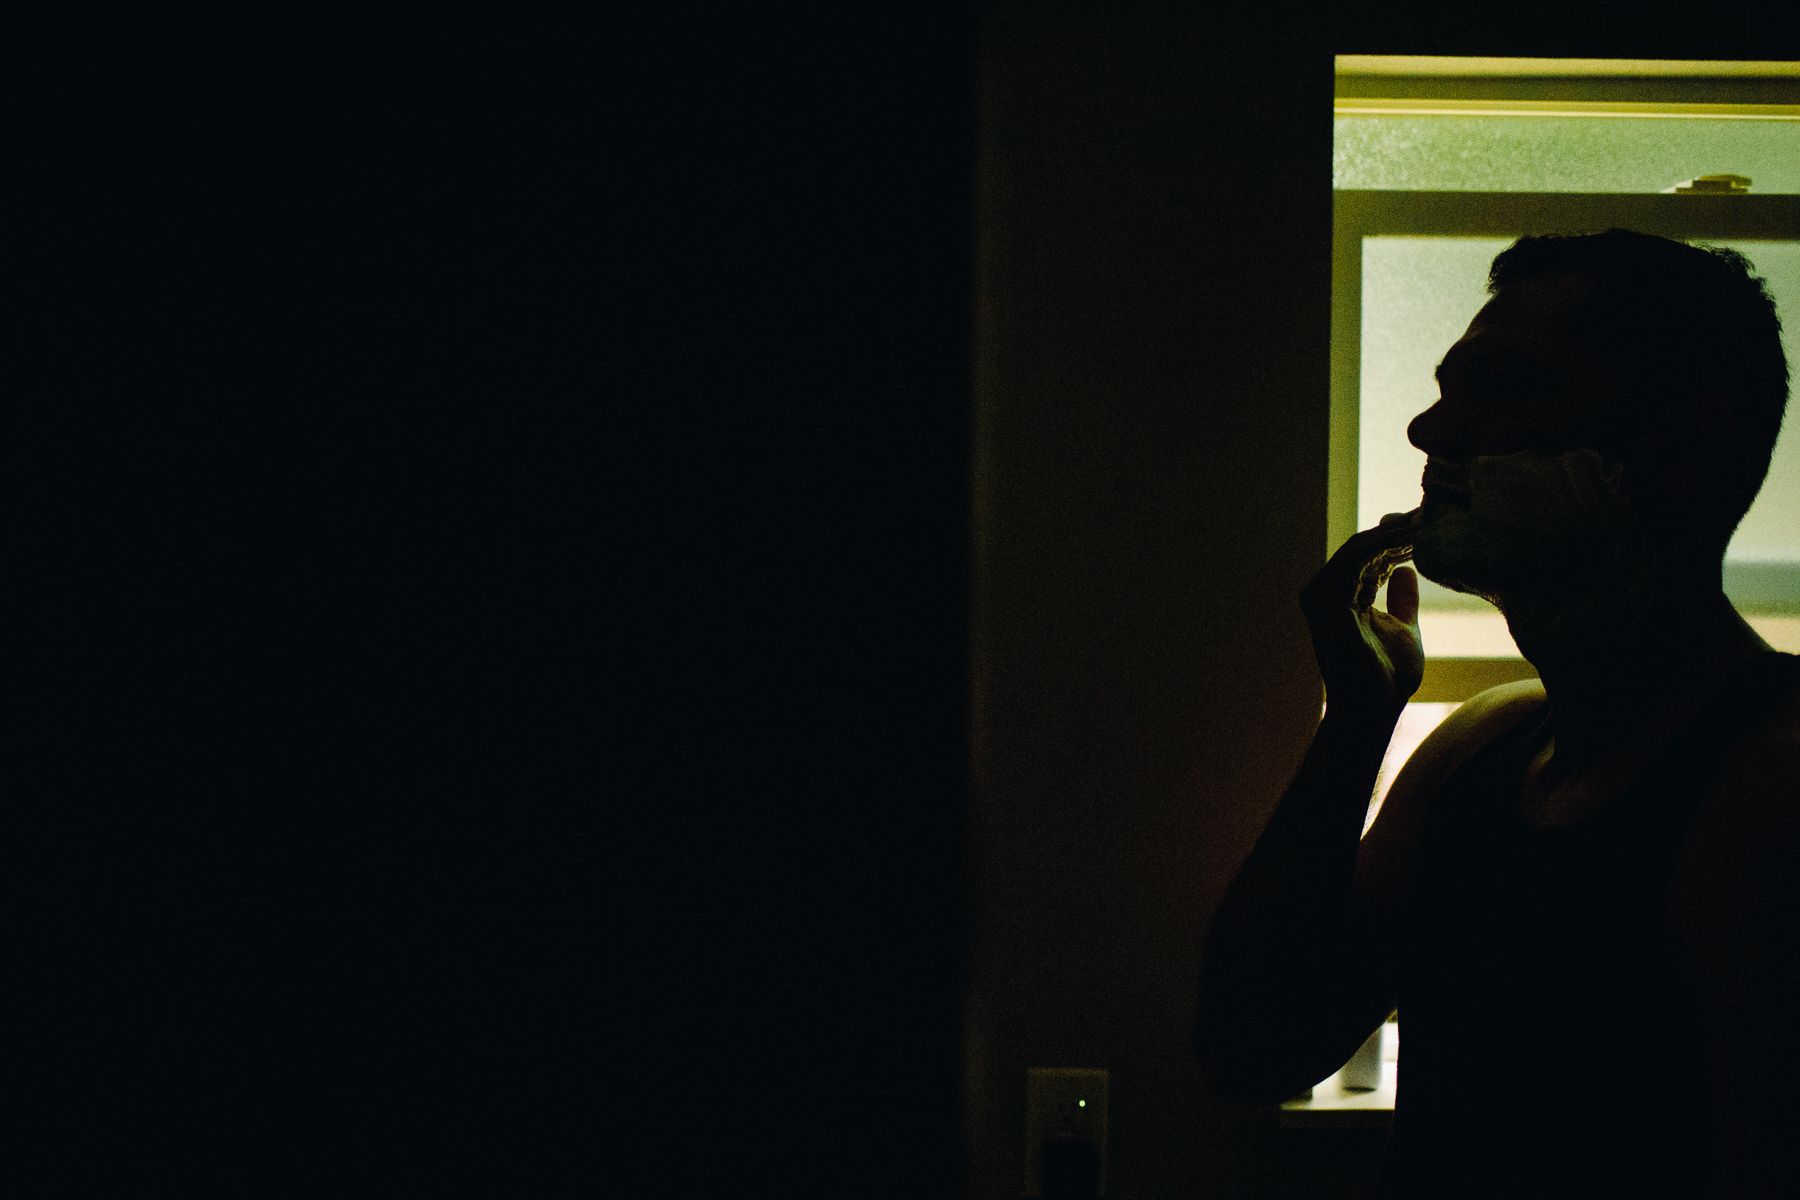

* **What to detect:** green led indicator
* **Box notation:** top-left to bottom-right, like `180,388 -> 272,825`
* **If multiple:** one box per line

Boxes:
1078,1100 -> 1086,1107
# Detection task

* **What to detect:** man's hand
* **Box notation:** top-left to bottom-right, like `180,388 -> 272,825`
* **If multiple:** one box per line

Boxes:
1300,513 -> 1425,717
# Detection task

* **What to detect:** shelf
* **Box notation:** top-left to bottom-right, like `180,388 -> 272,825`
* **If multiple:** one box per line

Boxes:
1278,1023 -> 1399,1129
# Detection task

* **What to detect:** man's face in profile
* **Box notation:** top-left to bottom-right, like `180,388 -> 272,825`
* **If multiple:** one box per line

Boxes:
1409,272 -> 1623,481
1403,273 -> 1654,623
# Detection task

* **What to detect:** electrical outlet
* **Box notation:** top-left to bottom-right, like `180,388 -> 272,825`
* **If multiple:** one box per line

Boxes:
1024,1068 -> 1108,1197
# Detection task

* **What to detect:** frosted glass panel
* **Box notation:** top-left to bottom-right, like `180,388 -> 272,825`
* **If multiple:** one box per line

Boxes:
1336,117 -> 1800,193
1358,236 -> 1800,620
1717,241 -> 1800,565
1358,238 -> 1509,544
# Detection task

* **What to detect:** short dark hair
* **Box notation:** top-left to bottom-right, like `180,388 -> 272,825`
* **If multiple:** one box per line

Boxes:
1487,228 -> 1789,545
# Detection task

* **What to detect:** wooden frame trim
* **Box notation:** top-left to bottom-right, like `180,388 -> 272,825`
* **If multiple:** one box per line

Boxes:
1335,57 -> 1800,78
1335,99 -> 1800,120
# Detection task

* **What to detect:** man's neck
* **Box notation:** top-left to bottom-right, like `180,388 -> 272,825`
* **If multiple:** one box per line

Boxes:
1512,584 -> 1771,780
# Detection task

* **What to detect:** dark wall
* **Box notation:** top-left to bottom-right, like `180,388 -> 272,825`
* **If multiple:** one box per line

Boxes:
969,8 -> 1331,1197
19,5 -> 978,1195
20,11 -> 634,1189
617,8 -> 978,1197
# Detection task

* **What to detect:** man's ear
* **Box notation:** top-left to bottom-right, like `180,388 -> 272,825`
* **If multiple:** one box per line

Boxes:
1638,391 -> 1738,507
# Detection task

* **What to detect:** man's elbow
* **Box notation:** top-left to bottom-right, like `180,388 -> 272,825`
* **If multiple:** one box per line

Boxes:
1192,1023 -> 1315,1106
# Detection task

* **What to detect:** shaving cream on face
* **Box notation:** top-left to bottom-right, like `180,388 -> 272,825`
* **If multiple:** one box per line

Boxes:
1410,448 -> 1657,647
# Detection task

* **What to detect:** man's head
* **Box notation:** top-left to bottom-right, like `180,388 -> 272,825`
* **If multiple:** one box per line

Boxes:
1406,230 -> 1789,628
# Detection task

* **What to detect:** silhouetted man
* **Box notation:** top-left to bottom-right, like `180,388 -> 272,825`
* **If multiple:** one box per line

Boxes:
1196,230 -> 1797,1198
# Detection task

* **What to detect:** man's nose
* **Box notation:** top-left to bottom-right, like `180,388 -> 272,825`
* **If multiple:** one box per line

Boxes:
1407,400 -> 1462,460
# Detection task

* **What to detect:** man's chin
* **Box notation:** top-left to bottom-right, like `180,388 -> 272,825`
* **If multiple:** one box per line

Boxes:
1410,557 -> 1507,606
1410,514 -> 1520,604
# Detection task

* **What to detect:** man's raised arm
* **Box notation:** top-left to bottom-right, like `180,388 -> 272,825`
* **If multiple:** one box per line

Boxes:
1194,515 -> 1421,1104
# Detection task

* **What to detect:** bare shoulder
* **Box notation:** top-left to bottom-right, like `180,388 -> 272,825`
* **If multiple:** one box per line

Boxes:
1724,673 -> 1800,781
1668,670 -> 1800,1186
1721,668 -> 1800,769
1675,675 -> 1800,912
1401,678 -> 1548,788
1353,678 -> 1547,917
1365,677 -> 1545,847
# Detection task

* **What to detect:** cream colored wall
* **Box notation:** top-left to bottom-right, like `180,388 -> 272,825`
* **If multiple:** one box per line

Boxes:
969,12 -> 1331,1197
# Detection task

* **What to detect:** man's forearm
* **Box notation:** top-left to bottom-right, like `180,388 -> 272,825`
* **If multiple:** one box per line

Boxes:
1216,706 -> 1395,924
1195,705 -> 1398,1096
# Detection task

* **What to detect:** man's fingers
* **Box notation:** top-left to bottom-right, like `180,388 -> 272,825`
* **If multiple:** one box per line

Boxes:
1354,545 -> 1415,611
1335,513 -> 1418,560
1387,565 -> 1419,625
1355,556 -> 1385,609
1304,510 -> 1421,611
